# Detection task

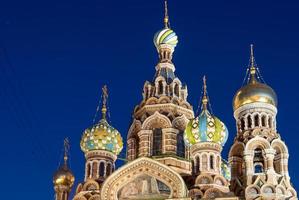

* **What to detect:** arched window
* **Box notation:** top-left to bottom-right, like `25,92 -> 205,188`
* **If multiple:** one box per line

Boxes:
194,156 -> 200,174
253,148 -> 264,173
106,163 -> 112,177
158,81 -> 163,95
92,162 -> 97,178
99,162 -> 105,177
86,163 -> 91,178
261,115 -> 266,127
240,118 -> 245,131
254,114 -> 259,127
176,131 -> 185,157
152,128 -> 162,156
210,155 -> 214,170
174,84 -> 179,97
247,115 -> 252,129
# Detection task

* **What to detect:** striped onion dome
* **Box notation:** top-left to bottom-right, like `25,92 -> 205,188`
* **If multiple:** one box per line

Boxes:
184,109 -> 229,147
154,28 -> 178,49
184,76 -> 229,147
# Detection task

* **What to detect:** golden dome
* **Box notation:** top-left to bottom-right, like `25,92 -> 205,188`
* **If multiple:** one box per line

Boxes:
53,164 -> 75,187
233,45 -> 277,111
233,80 -> 277,111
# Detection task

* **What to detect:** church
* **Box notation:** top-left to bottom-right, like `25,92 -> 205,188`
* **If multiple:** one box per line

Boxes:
52,1 -> 297,199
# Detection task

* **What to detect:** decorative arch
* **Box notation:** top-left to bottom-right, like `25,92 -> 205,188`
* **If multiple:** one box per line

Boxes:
142,111 -> 172,129
83,179 -> 100,191
100,157 -> 188,200
204,188 -> 221,199
172,114 -> 189,130
271,139 -> 289,155
127,119 -> 142,139
245,136 -> 271,151
158,96 -> 171,104
145,97 -> 159,105
195,174 -> 213,185
214,175 -> 227,186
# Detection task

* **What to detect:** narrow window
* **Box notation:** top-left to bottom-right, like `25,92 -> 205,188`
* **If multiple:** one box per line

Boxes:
254,114 -> 259,127
210,155 -> 214,170
99,162 -> 105,177
158,81 -> 163,95
152,128 -> 162,156
240,118 -> 245,130
176,131 -> 185,157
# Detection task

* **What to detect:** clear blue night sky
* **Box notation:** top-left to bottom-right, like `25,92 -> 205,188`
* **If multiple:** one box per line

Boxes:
0,0 -> 298,199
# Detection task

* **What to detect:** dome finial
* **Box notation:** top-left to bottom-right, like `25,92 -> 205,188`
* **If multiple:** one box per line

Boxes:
63,138 -> 70,166
202,76 -> 209,110
101,85 -> 108,120
164,0 -> 170,28
249,44 -> 257,83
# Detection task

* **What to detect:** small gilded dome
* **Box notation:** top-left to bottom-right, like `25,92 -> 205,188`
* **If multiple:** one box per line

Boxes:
184,110 -> 229,147
233,80 -> 277,111
80,118 -> 123,155
53,165 -> 75,187
154,28 -> 178,49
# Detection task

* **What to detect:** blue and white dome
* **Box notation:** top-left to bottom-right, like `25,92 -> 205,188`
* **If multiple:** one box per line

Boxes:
154,28 -> 178,49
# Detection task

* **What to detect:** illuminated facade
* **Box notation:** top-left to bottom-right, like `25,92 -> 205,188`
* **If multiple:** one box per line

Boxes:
52,1 -> 297,199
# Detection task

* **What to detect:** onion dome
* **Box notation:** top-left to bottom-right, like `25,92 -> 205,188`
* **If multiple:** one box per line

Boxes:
154,28 -> 178,50
233,45 -> 277,111
184,77 -> 229,146
53,139 -> 75,187
80,86 -> 123,155
153,0 -> 178,50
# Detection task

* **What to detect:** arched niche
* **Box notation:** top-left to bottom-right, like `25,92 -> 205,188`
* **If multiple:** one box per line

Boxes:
100,157 -> 188,200
141,111 -> 172,130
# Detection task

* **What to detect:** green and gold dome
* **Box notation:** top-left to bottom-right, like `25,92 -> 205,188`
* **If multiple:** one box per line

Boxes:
184,77 -> 229,147
233,45 -> 277,111
80,86 -> 123,155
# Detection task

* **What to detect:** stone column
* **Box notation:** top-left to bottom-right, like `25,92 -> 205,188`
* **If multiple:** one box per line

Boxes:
138,130 -> 152,157
163,128 -> 178,154
243,150 -> 254,185
265,149 -> 276,184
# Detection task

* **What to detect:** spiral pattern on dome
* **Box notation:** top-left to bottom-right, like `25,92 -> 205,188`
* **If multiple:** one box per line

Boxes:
154,28 -> 178,49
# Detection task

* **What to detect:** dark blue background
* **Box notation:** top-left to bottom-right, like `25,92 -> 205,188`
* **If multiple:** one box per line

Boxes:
0,0 -> 298,199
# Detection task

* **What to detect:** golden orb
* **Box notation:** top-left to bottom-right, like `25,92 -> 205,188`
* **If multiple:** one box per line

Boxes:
233,80 -> 277,111
53,165 -> 75,187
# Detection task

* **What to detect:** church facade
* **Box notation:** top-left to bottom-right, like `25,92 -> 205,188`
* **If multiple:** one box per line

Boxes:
52,1 -> 297,200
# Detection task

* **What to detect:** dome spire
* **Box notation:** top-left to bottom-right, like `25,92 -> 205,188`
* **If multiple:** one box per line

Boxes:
101,85 -> 108,120
202,76 -> 209,110
63,138 -> 70,166
249,44 -> 257,83
164,0 -> 170,28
